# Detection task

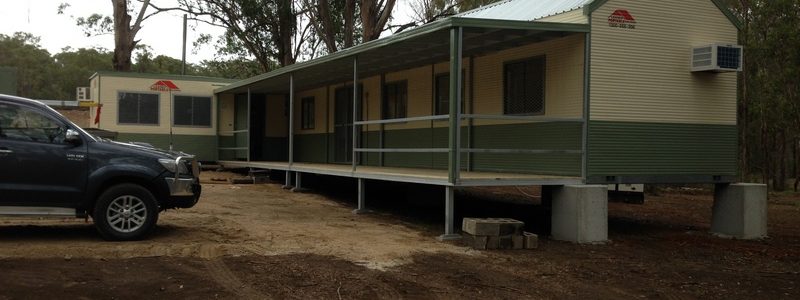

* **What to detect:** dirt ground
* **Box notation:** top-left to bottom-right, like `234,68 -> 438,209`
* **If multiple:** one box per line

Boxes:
1,171 -> 799,299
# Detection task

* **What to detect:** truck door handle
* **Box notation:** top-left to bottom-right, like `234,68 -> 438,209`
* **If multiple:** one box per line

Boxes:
0,148 -> 13,154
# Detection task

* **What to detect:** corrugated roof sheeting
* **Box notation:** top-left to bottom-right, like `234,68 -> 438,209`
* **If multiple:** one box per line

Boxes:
458,0 -> 593,21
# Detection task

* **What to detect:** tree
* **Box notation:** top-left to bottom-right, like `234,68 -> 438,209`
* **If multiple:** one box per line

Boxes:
360,0 -> 397,42
406,0 -> 501,29
53,47 -> 115,99
59,0 -> 183,71
0,33 -> 60,99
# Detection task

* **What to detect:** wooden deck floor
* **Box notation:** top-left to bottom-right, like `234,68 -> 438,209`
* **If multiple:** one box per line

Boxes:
218,161 -> 583,186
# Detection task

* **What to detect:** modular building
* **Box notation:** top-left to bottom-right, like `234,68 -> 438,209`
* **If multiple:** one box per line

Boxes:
214,0 -> 757,241
85,72 -> 236,161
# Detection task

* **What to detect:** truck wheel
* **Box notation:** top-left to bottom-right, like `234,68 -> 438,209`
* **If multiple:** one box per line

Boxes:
93,184 -> 159,241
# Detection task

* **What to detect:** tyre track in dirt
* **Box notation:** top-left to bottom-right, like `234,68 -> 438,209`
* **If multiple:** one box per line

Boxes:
203,258 -> 269,300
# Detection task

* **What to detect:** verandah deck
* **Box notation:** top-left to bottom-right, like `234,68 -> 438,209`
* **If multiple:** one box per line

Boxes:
218,160 -> 583,187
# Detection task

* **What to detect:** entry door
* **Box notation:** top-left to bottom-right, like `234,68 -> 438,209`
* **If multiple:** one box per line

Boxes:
0,101 -> 88,207
234,94 -> 248,160
333,86 -> 361,163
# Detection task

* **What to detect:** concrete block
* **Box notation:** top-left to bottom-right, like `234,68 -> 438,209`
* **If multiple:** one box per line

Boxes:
711,183 -> 768,239
462,218 -> 524,236
523,232 -> 538,249
463,234 -> 488,250
512,235 -> 524,250
551,185 -> 608,243
462,218 -> 498,236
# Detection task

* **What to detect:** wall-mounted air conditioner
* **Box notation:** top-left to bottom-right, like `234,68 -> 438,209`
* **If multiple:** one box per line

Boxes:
691,44 -> 743,72
76,87 -> 90,101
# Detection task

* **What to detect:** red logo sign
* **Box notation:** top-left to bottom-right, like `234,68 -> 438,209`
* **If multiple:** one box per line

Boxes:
608,9 -> 636,29
150,80 -> 181,92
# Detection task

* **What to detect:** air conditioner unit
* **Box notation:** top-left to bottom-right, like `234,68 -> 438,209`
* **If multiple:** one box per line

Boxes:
691,44 -> 743,72
76,87 -> 90,101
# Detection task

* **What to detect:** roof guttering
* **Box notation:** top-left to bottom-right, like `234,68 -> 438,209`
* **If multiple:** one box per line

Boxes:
214,17 -> 589,94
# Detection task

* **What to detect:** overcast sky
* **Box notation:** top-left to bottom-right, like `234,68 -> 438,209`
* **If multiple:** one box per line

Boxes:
0,0 -> 416,64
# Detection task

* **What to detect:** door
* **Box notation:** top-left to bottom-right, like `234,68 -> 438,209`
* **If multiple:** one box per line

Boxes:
234,94 -> 248,160
0,101 -> 88,207
334,86 -> 361,163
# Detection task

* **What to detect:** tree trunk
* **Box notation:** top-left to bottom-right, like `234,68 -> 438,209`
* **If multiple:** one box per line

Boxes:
360,0 -> 397,42
276,0 -> 296,66
314,0 -> 338,53
775,130 -> 786,191
762,121 -> 769,188
112,0 -> 134,71
794,135 -> 798,192
738,0 -> 749,181
344,0 -> 355,48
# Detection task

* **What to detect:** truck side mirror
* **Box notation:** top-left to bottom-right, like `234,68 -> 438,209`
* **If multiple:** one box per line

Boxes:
65,128 -> 82,145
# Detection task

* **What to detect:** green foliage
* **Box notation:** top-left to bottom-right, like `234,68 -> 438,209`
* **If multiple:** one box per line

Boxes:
729,0 -> 800,190
0,32 -> 254,100
0,33 -> 60,99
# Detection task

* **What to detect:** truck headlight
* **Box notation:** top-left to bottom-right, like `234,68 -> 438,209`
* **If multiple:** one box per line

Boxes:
158,158 -> 189,174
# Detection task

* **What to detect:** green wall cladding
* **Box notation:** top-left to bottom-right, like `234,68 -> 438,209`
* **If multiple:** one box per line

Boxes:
116,133 -> 218,161
587,120 -> 737,177
288,122 -> 583,176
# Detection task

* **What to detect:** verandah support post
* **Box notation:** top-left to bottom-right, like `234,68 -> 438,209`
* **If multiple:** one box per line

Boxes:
282,171 -> 293,189
439,26 -> 463,241
352,56 -> 359,171
448,27 -> 463,184
246,88 -> 251,162
292,172 -> 307,192
289,73 -> 295,166
438,186 -> 460,240
352,178 -> 368,214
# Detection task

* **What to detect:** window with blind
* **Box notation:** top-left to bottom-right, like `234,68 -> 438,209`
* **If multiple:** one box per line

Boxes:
504,56 -> 545,115
174,95 -> 212,127
118,92 -> 159,125
382,81 -> 408,119
301,96 -> 315,130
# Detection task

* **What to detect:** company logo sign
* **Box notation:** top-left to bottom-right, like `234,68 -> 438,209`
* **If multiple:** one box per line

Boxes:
150,80 -> 181,92
608,9 -> 636,29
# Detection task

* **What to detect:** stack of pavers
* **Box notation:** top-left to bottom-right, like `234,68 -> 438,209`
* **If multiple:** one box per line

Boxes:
462,218 -> 538,250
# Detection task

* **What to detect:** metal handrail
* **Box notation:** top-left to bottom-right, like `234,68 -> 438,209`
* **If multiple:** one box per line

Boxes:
218,147 -> 249,151
460,114 -> 584,122
354,115 -> 450,125
218,129 -> 249,135
354,114 -> 584,126
460,149 -> 583,154
354,148 -> 449,153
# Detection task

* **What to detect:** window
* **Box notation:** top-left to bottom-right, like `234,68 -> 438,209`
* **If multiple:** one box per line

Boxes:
504,56 -> 545,115
301,96 -> 315,130
383,81 -> 407,119
174,95 -> 212,127
434,73 -> 465,115
0,102 -> 67,144
118,92 -> 159,125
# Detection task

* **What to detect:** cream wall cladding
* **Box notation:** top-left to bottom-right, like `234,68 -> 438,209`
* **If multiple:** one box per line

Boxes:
218,93 -> 235,136
590,0 -> 739,125
472,33 -> 585,126
294,87 -> 328,135
96,75 -> 228,135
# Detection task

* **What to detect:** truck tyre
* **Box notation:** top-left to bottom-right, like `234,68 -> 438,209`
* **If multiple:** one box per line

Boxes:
93,184 -> 159,241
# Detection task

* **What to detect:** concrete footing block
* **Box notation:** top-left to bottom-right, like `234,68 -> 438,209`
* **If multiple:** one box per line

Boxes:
551,185 -> 608,243
711,183 -> 768,239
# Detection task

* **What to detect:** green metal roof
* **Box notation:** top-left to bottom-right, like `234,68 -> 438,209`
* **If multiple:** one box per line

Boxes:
90,71 -> 237,83
215,17 -> 588,94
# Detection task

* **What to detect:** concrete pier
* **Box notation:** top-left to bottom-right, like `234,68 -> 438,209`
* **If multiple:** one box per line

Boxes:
711,183 -> 767,239
551,185 -> 608,243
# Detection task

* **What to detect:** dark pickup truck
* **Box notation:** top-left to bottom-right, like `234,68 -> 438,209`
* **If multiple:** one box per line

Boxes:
0,94 -> 201,240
